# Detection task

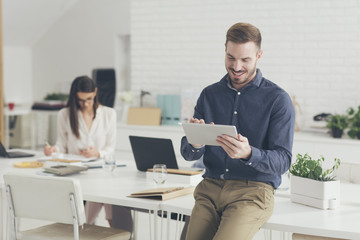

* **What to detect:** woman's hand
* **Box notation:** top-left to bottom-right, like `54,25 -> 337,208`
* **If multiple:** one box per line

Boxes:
43,145 -> 57,156
79,146 -> 100,158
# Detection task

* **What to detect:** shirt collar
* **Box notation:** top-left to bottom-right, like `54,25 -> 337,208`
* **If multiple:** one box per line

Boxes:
221,69 -> 263,92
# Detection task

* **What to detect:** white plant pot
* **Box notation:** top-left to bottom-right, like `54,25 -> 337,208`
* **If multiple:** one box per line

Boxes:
290,175 -> 340,210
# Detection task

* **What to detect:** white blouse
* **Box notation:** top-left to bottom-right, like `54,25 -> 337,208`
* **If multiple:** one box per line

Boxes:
54,105 -> 117,159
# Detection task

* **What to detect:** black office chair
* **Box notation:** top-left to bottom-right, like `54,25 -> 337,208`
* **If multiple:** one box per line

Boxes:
92,68 -> 116,108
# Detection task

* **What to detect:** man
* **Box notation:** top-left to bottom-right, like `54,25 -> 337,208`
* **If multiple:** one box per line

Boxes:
181,22 -> 295,240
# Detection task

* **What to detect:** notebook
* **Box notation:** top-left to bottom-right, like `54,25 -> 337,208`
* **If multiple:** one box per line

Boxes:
43,165 -> 88,176
129,186 -> 195,200
129,136 -> 179,171
0,141 -> 35,158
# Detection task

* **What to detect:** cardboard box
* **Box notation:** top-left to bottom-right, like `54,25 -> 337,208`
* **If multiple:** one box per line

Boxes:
127,107 -> 161,126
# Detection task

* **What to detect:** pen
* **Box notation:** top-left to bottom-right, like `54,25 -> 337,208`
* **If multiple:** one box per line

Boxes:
86,164 -> 127,169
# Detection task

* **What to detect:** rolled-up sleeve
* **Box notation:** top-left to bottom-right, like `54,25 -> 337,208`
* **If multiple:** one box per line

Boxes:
181,136 -> 205,161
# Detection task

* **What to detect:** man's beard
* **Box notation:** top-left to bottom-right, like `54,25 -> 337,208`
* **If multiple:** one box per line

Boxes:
229,65 -> 257,87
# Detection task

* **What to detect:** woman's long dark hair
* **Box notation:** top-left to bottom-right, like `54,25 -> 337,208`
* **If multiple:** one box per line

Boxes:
66,76 -> 99,138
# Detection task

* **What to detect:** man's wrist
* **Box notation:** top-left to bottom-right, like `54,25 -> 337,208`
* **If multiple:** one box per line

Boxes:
242,147 -> 252,160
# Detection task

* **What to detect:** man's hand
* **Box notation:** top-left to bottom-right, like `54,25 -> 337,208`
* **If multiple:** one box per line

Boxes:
189,118 -> 214,148
189,117 -> 205,124
79,146 -> 100,158
216,133 -> 252,160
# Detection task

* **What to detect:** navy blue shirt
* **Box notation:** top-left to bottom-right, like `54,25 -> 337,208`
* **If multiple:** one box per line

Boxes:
181,69 -> 295,189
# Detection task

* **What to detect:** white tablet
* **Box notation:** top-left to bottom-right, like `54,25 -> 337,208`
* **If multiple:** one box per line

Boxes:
181,123 -> 238,146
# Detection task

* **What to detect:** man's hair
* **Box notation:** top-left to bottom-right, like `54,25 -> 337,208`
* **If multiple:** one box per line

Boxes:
226,23 -> 262,49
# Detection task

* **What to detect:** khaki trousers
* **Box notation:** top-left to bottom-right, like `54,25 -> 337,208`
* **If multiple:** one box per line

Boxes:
185,178 -> 274,240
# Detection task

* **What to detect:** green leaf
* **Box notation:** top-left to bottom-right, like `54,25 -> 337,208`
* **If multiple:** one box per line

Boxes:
306,160 -> 315,170
313,166 -> 322,179
347,105 -> 360,139
290,153 -> 340,182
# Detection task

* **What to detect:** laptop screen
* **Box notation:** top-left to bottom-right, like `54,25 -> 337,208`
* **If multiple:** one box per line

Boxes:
0,141 -> 35,158
129,136 -> 179,171
0,141 -> 9,157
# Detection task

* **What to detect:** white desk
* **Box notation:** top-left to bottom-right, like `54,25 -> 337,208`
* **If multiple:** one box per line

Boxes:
263,193 -> 360,239
161,184 -> 360,240
1,152 -> 360,240
0,151 -> 193,240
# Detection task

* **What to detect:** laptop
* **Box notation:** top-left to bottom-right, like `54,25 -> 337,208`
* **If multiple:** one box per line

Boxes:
129,136 -> 179,171
0,141 -> 35,158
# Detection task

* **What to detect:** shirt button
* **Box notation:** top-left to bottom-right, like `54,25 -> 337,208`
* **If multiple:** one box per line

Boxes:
234,111 -> 238,114
249,162 -> 252,165
225,169 -> 229,172
192,150 -> 195,152
220,174 -> 224,179
237,92 -> 241,95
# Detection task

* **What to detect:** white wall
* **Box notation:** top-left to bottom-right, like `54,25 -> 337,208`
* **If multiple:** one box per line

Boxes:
32,0 -> 130,101
3,46 -> 33,105
131,0 -> 360,128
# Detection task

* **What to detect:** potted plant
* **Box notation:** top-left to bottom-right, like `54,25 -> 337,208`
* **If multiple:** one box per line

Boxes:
347,106 -> 360,139
44,92 -> 69,102
325,114 -> 348,138
289,153 -> 341,210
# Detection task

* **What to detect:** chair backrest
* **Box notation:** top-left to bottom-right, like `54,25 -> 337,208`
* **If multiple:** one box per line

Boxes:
92,68 -> 116,108
4,172 -> 86,225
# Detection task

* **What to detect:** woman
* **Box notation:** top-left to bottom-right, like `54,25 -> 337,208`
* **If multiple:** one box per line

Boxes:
44,76 -> 115,159
44,76 -> 132,230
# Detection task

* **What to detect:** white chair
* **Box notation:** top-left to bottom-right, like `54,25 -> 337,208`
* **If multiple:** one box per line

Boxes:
4,172 -> 131,240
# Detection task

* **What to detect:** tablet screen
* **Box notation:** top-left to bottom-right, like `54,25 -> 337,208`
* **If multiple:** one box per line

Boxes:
182,123 -> 238,146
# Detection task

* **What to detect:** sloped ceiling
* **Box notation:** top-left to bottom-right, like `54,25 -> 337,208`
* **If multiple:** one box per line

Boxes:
2,0 -> 79,46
